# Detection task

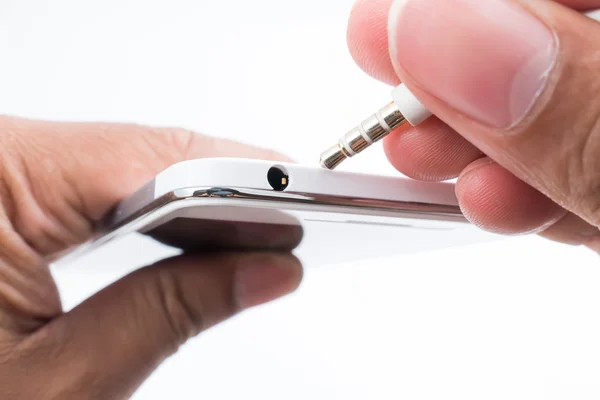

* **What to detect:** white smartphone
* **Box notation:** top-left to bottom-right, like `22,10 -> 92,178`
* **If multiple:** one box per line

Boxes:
52,158 -> 498,267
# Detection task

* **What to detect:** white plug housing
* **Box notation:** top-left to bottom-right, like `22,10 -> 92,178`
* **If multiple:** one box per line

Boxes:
391,84 -> 432,126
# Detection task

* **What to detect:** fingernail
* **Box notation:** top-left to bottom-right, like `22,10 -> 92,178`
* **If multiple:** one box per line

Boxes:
235,254 -> 302,309
388,0 -> 558,129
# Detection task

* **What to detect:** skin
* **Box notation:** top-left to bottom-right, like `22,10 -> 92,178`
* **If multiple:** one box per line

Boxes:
2,0 -> 600,397
347,0 -> 600,250
0,116 -> 303,399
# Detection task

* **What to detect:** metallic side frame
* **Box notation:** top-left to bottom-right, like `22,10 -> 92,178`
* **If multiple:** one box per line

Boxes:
102,186 -> 466,231
51,186 -> 466,266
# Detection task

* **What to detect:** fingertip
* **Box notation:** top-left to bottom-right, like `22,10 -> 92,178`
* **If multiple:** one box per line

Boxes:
347,0 -> 399,85
383,117 -> 482,181
456,159 -> 566,235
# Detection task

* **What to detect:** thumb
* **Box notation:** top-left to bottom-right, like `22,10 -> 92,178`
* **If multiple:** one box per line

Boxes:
26,252 -> 302,399
387,0 -> 600,227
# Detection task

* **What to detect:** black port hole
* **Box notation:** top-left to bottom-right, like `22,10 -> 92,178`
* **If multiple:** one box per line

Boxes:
267,166 -> 289,191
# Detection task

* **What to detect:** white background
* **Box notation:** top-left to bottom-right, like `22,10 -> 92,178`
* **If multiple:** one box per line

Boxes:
1,1 -> 600,399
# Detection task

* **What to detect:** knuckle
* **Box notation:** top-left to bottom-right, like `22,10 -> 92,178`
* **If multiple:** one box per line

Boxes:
153,268 -> 207,348
563,113 -> 600,227
119,125 -> 193,168
92,124 -> 200,172
147,126 -> 198,161
585,192 -> 600,228
140,126 -> 290,163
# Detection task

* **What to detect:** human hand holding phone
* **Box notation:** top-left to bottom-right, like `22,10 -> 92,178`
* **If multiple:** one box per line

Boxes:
0,117 -> 302,398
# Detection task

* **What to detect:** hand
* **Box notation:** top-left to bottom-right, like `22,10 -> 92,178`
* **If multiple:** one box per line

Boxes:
0,117 -> 303,399
348,0 -> 600,251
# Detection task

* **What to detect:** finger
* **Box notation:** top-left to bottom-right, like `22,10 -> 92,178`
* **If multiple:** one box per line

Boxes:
348,0 -> 599,183
457,158 -> 600,248
539,212 -> 600,249
347,0 -> 397,86
347,0 -> 600,86
23,252 -> 302,399
383,117 -> 482,181
0,116 -> 289,255
456,158 -> 566,235
564,0 -> 600,9
387,0 -> 600,228
348,0 -> 484,181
